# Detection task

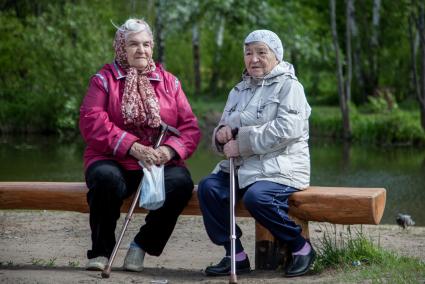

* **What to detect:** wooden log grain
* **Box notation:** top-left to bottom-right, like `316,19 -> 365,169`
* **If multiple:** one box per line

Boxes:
0,182 -> 386,225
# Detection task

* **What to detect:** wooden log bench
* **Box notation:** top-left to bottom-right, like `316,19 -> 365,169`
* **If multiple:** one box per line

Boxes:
0,182 -> 386,270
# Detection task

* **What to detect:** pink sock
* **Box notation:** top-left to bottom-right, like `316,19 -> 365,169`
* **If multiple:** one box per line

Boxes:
235,251 -> 247,261
292,242 -> 311,256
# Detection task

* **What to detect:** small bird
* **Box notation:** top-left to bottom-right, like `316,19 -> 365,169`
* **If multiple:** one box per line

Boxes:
396,213 -> 415,229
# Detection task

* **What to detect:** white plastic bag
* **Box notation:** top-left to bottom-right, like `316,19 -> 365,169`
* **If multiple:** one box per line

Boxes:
139,164 -> 165,210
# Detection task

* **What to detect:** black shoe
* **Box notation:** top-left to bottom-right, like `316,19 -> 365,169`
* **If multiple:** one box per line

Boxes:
205,256 -> 251,276
285,248 -> 316,277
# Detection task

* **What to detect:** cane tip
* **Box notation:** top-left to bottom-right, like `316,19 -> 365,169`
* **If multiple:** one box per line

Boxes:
101,271 -> 110,278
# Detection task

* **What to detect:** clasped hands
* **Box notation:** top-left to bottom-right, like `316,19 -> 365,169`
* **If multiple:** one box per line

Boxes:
129,142 -> 175,170
216,125 -> 239,158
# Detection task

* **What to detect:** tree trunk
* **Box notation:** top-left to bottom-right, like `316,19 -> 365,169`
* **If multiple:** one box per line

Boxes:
209,16 -> 225,96
330,0 -> 351,139
371,0 -> 381,50
155,0 -> 166,65
192,22 -> 201,96
418,3 -> 425,130
130,0 -> 136,13
365,0 -> 381,97
409,12 -> 420,100
346,0 -> 354,102
351,1 -> 365,102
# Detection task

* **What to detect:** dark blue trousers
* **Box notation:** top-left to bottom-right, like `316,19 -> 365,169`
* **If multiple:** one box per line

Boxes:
198,171 -> 306,256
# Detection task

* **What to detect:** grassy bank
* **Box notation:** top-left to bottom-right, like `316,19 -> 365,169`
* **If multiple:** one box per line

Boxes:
1,96 -> 424,147
190,100 -> 425,147
313,225 -> 425,283
310,106 -> 425,146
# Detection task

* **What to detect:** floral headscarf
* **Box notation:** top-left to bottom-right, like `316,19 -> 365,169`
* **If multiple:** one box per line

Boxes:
114,22 -> 161,128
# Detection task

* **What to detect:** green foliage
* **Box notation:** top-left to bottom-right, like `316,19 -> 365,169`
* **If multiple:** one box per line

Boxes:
352,109 -> 425,146
0,1 -> 115,133
311,106 -> 425,145
310,106 -> 343,138
314,225 -> 425,282
314,226 -> 382,272
68,260 -> 80,268
0,0 -> 423,141
46,257 -> 57,267
366,96 -> 392,113
31,258 -> 45,266
364,89 -> 399,113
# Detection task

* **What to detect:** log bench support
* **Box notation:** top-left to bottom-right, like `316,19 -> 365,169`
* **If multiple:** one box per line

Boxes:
0,182 -> 386,270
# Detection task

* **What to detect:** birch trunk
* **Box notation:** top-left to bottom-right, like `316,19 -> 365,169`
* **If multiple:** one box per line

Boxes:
409,12 -> 420,100
368,0 -> 381,95
346,0 -> 354,102
155,0 -> 166,65
351,1 -> 366,102
192,22 -> 201,96
418,3 -> 425,130
209,17 -> 225,96
330,0 -> 351,139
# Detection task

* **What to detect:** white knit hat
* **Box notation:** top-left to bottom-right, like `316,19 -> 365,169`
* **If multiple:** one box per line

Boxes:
244,30 -> 284,62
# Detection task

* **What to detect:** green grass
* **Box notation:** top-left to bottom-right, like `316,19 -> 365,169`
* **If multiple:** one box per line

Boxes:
46,257 -> 57,267
310,105 -> 425,146
189,100 -> 425,146
68,260 -> 80,268
30,258 -> 45,266
30,257 -> 57,267
313,225 -> 425,283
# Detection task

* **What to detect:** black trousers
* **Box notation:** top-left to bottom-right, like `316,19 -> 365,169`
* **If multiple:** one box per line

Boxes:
85,160 -> 193,259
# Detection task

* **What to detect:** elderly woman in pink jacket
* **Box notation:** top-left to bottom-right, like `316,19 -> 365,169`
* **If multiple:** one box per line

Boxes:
79,18 -> 201,272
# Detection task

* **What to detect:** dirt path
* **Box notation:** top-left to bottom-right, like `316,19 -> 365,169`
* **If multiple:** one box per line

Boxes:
1,211 -> 424,283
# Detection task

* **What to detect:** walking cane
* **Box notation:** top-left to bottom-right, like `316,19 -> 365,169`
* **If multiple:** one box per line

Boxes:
229,156 -> 237,284
102,122 -> 180,278
229,127 -> 239,284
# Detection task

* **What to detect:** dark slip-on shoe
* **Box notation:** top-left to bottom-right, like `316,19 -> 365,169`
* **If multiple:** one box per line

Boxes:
284,248 -> 316,277
205,256 -> 251,276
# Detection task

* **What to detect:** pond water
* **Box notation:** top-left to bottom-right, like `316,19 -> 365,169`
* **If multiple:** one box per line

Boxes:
0,135 -> 424,226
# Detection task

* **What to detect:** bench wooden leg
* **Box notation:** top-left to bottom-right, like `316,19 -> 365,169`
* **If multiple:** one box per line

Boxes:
254,216 -> 309,270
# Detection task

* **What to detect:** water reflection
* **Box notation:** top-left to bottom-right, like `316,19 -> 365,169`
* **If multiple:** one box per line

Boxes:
0,135 -> 424,226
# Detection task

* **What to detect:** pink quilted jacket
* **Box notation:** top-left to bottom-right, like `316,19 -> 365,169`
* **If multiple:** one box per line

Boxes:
79,61 -> 201,171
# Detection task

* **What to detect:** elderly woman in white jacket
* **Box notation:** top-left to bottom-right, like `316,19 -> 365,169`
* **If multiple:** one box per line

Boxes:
197,30 -> 314,278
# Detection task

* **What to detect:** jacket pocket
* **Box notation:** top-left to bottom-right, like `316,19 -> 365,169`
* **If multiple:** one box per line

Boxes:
257,95 -> 280,122
261,154 -> 292,178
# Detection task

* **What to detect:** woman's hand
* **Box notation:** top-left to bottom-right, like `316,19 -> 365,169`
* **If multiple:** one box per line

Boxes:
223,140 -> 240,158
216,125 -> 233,144
129,142 -> 161,170
155,146 -> 176,165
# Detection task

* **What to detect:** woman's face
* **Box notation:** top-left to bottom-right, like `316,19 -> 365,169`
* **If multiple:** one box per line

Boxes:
125,31 -> 153,70
244,42 -> 278,78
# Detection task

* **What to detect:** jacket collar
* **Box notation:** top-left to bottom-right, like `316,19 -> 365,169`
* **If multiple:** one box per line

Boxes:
111,60 -> 162,82
235,61 -> 298,91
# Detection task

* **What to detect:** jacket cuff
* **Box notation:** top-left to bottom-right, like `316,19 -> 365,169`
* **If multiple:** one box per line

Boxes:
238,126 -> 254,157
163,137 -> 187,160
114,131 -> 139,158
212,125 -> 225,153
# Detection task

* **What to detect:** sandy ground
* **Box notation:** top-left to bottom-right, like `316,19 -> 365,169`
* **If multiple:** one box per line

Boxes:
0,210 -> 424,284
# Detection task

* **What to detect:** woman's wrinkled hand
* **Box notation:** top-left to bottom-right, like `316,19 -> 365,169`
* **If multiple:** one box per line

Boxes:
129,142 -> 161,170
216,125 -> 233,144
223,140 -> 240,158
155,146 -> 176,165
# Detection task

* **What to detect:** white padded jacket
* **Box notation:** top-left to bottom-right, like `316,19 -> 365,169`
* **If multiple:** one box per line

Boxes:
212,61 -> 311,190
